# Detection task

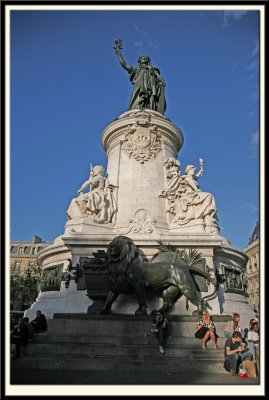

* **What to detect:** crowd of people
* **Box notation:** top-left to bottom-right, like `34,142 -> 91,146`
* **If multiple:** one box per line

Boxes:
150,309 -> 260,377
10,310 -> 47,359
12,307 -> 260,378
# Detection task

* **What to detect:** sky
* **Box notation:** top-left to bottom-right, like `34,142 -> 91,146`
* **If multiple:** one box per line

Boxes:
9,6 -> 261,252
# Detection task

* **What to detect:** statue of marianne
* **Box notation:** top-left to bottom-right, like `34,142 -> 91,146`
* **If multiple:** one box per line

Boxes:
113,39 -> 166,115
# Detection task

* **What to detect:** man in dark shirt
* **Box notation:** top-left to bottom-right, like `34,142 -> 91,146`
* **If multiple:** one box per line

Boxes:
30,310 -> 47,333
224,331 -> 251,375
11,318 -> 29,359
151,311 -> 170,354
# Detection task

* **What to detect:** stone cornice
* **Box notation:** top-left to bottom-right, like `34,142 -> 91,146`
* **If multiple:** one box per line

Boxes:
244,239 -> 259,253
101,109 -> 184,155
214,245 -> 248,267
37,243 -> 70,264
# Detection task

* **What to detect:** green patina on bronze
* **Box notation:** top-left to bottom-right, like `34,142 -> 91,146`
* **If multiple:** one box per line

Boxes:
114,39 -> 166,114
100,236 -> 216,316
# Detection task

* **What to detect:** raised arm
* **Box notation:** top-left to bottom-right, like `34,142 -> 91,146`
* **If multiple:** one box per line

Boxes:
115,47 -> 132,72
78,179 -> 91,195
195,158 -> 204,178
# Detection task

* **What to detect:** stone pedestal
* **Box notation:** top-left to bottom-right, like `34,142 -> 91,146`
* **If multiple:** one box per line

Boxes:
25,109 -> 254,323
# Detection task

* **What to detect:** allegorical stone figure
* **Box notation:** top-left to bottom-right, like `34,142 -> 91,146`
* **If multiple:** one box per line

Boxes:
67,164 -> 117,224
160,157 -> 219,231
113,39 -> 166,114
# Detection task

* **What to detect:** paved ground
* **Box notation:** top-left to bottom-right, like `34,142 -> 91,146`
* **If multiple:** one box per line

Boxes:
10,368 -> 260,386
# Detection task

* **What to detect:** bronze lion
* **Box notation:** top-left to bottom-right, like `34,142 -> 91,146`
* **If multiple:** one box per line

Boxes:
101,236 -> 216,315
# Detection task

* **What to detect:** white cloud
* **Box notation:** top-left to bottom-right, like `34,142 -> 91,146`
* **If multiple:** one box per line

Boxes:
249,130 -> 259,159
247,59 -> 258,72
244,203 -> 259,213
246,40 -> 259,81
132,25 -> 159,54
133,41 -> 143,52
247,110 -> 255,118
248,89 -> 258,101
250,130 -> 259,145
251,40 -> 259,57
133,25 -> 140,33
222,10 -> 248,27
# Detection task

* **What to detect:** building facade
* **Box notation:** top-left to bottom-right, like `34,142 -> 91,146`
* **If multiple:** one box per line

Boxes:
244,220 -> 260,310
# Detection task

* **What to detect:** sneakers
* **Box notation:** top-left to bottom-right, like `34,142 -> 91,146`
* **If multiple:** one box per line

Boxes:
159,346 -> 165,354
230,371 -> 238,376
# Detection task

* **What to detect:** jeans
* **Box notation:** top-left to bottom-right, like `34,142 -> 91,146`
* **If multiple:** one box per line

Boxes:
11,336 -> 27,356
248,343 -> 259,360
225,350 -> 252,373
224,331 -> 232,339
156,327 -> 169,346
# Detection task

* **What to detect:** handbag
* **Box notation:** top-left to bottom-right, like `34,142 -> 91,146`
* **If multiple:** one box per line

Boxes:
195,325 -> 208,339
242,359 -> 257,378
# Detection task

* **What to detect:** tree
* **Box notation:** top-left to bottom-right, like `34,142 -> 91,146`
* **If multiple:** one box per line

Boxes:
10,263 -> 41,310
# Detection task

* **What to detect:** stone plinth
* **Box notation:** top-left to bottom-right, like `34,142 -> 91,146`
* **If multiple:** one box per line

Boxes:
25,110 -> 254,324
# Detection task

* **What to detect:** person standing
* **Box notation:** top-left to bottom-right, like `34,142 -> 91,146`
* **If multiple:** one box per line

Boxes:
151,311 -> 169,354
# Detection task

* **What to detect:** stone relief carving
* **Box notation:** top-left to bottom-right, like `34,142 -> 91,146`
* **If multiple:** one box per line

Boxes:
159,157 -> 219,233
39,264 -> 64,292
67,164 -> 117,224
224,268 -> 244,293
129,208 -> 157,234
122,110 -> 162,163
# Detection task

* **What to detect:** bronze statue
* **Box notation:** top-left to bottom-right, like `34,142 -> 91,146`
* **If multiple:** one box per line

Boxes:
114,39 -> 166,114
101,235 -> 216,315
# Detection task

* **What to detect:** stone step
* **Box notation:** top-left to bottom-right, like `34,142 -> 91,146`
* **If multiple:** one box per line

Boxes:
11,354 -> 226,373
23,342 -> 224,358
11,315 -> 232,377
48,317 -> 231,338
31,333 -> 227,346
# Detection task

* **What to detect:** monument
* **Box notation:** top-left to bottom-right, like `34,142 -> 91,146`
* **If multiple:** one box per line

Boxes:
25,40 -> 254,327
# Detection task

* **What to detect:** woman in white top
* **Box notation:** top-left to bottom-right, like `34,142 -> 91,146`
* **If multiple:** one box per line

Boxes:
247,321 -> 259,360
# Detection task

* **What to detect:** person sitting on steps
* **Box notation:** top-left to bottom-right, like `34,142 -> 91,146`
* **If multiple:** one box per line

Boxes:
10,317 -> 30,359
195,310 -> 218,350
224,331 -> 252,376
30,310 -> 47,334
151,310 -> 169,354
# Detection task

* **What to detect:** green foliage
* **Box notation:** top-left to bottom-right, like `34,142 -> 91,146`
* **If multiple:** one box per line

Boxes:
156,241 -> 178,253
177,249 -> 204,266
156,241 -> 204,266
10,263 -> 41,310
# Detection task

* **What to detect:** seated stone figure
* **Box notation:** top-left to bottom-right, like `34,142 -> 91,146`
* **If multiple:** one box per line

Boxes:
67,164 -> 117,224
160,158 -> 219,232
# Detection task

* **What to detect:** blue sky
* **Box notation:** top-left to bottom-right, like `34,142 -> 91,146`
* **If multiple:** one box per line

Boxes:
9,7 -> 260,251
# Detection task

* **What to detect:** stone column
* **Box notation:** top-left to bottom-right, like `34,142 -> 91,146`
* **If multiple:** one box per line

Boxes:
101,109 -> 184,232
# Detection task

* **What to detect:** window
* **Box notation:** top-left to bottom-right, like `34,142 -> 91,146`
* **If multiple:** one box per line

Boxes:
10,246 -> 18,254
24,246 -> 31,254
